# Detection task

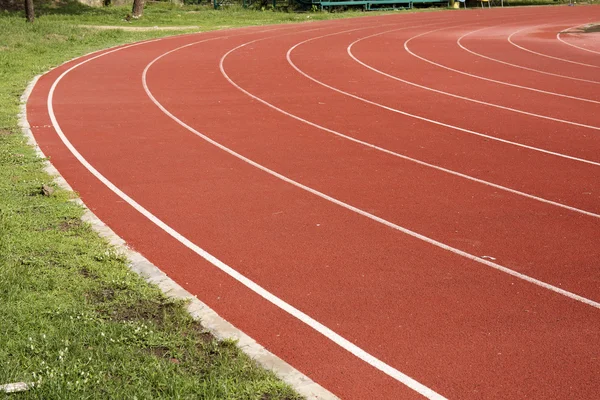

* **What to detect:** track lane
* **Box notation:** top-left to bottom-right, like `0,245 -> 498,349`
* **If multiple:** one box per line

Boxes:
27,9 -> 600,400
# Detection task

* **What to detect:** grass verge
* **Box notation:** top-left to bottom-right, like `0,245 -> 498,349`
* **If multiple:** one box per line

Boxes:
0,1 -> 396,397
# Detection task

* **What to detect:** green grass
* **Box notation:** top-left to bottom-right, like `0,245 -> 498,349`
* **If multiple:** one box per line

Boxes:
0,1 -> 399,398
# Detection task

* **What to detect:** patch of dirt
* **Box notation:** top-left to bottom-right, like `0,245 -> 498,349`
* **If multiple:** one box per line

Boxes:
91,288 -> 116,302
41,184 -> 55,197
145,346 -> 172,359
59,218 -> 82,231
96,297 -> 181,326
190,322 -> 215,345
31,184 -> 55,197
79,266 -> 99,279
144,347 -> 183,366
0,129 -> 11,135
77,24 -> 201,31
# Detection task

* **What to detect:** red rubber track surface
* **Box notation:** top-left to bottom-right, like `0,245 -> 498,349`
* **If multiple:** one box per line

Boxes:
28,7 -> 600,399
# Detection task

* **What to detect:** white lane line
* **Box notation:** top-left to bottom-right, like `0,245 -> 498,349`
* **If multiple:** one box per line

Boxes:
218,33 -> 600,218
285,29 -> 600,167
508,24 -> 600,69
557,23 -> 600,56
458,25 -> 600,86
401,26 -> 600,130
49,28 -> 448,400
145,30 -> 600,315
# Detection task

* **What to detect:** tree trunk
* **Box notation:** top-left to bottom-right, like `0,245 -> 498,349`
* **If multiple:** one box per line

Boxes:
24,0 -> 34,23
131,0 -> 144,18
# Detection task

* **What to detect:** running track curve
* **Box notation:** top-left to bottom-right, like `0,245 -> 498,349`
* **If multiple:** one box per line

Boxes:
27,6 -> 600,399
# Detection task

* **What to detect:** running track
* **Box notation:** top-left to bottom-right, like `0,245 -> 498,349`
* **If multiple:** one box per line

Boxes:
27,6 -> 600,399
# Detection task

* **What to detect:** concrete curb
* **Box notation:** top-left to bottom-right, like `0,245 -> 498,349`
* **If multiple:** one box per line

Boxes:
19,74 -> 338,400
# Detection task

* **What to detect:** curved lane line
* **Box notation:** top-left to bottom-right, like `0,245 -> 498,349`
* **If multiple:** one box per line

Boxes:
286,29 -> 600,167
508,24 -> 600,68
219,33 -> 600,219
401,26 -> 600,129
145,30 -> 600,315
557,23 -> 600,56
457,25 -> 600,86
48,28 -> 448,400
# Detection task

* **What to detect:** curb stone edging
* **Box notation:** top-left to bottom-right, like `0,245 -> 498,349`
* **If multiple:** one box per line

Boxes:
19,75 -> 338,400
